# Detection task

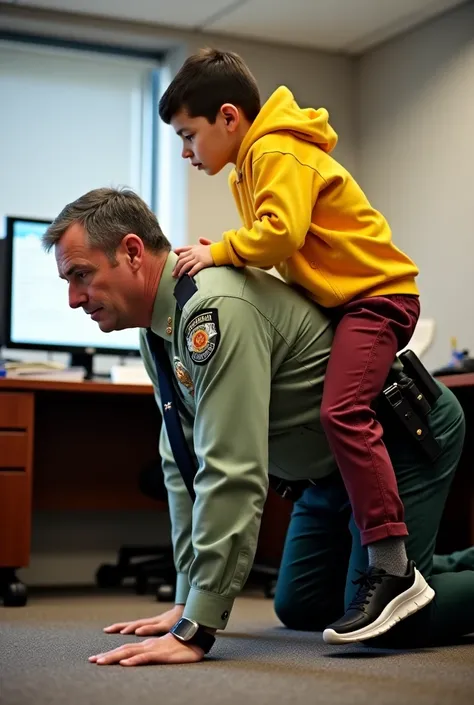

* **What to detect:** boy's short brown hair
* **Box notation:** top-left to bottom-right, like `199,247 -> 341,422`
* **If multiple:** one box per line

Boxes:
159,48 -> 261,124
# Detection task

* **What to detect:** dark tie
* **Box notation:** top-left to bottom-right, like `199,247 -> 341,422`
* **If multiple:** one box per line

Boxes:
146,329 -> 197,501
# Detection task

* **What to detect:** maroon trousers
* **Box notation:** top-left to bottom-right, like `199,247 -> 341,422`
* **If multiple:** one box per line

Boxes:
320,294 -> 420,546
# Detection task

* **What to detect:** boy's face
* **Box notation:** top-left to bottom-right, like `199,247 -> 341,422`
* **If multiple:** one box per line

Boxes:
171,105 -> 241,175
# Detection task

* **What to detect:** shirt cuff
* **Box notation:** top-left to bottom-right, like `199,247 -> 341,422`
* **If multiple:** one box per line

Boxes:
183,586 -> 235,629
175,572 -> 191,604
210,239 -> 234,266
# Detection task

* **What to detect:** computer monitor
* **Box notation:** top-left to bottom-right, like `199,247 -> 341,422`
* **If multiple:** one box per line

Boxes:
5,216 -> 141,377
0,236 -> 7,347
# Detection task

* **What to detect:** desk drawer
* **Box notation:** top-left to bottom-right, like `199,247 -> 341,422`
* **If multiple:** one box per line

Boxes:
0,431 -> 29,470
0,392 -> 34,429
0,472 -> 32,565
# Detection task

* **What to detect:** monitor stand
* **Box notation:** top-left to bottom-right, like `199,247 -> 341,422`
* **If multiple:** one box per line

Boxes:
70,352 -> 94,380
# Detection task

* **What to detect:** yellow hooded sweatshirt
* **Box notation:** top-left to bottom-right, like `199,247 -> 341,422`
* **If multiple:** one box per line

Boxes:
210,86 -> 419,308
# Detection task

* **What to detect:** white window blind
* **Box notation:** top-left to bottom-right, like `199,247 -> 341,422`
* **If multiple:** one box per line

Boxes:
0,39 -> 160,230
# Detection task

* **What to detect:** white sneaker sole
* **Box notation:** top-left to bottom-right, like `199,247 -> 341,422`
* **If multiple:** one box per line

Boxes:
323,568 -> 435,645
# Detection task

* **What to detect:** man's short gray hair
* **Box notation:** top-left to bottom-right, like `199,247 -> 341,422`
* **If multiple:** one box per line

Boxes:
42,187 -> 171,260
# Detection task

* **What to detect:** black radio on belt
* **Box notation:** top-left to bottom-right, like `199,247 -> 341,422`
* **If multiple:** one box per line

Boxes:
382,350 -> 442,462
398,350 -> 442,406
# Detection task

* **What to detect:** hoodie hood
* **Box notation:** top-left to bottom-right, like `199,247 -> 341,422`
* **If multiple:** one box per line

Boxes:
236,86 -> 338,169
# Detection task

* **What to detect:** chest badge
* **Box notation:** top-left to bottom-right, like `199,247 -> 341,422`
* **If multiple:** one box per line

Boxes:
173,358 -> 194,396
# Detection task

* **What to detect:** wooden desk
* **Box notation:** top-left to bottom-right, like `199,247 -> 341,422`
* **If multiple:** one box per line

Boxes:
436,372 -> 474,389
0,377 -> 287,591
0,378 -> 161,575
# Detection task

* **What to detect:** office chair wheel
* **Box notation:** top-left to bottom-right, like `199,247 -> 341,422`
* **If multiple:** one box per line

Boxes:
264,579 -> 277,600
95,564 -> 122,588
3,580 -> 28,607
156,583 -> 176,602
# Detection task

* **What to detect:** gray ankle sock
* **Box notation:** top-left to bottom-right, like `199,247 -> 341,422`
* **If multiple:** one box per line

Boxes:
367,537 -> 408,576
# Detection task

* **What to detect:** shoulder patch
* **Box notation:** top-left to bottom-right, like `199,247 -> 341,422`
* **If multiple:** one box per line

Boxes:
184,308 -> 221,365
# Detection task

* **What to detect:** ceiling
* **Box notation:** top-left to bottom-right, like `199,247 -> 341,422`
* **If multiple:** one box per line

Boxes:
2,0 -> 468,53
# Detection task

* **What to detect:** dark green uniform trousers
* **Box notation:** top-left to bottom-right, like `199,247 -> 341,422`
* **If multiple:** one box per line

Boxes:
274,383 -> 474,646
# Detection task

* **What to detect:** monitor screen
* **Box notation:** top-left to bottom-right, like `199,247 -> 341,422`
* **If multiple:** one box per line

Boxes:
6,217 -> 140,354
0,237 -> 6,346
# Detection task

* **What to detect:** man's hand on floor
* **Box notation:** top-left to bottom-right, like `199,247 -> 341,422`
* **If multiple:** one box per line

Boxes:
103,604 -> 185,635
89,633 -> 205,666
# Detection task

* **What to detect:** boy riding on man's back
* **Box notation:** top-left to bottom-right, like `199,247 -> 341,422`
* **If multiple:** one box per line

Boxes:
158,48 -> 432,644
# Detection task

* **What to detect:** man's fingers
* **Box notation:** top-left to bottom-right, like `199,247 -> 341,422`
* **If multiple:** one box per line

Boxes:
103,623 -> 128,633
135,624 -> 165,636
120,653 -> 152,667
90,644 -> 137,660
120,624 -> 141,634
104,619 -> 155,634
93,644 -> 143,665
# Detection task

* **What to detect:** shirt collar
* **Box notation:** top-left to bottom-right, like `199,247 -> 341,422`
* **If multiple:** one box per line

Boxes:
150,251 -> 178,339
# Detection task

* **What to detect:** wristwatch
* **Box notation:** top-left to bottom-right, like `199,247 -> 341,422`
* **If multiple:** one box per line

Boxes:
169,617 -> 216,653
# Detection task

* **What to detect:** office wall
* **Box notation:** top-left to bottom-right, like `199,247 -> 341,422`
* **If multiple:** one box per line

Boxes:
1,6 -> 356,586
357,2 -> 474,371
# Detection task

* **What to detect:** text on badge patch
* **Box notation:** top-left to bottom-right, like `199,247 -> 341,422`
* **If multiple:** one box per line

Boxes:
185,309 -> 221,365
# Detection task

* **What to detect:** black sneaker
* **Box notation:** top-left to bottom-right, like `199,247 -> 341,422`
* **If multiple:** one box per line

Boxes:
323,560 -> 435,645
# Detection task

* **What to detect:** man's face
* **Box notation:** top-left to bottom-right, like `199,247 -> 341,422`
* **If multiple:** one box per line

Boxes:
171,107 -> 240,175
55,222 -> 140,333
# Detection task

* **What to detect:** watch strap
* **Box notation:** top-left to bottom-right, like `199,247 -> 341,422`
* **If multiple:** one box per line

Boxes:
188,628 -> 216,654
170,619 -> 216,654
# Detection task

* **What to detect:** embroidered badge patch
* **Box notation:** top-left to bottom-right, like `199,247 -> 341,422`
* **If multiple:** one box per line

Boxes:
173,357 -> 194,396
185,309 -> 220,365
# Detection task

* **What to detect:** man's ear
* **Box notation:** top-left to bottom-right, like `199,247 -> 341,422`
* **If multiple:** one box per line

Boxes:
121,234 -> 144,271
220,103 -> 240,132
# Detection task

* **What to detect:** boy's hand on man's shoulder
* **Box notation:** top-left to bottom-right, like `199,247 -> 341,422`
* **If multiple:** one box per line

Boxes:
173,241 -> 215,278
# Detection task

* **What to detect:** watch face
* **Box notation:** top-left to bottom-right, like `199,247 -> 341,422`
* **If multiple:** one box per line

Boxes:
172,618 -> 199,641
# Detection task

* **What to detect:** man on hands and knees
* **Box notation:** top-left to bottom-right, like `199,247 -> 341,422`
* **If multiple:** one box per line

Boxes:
42,188 -> 474,665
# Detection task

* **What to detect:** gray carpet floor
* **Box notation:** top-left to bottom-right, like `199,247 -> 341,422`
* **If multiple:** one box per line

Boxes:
1,590 -> 474,705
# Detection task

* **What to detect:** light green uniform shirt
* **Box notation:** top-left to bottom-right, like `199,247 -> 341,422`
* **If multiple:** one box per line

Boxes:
139,252 -> 336,629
